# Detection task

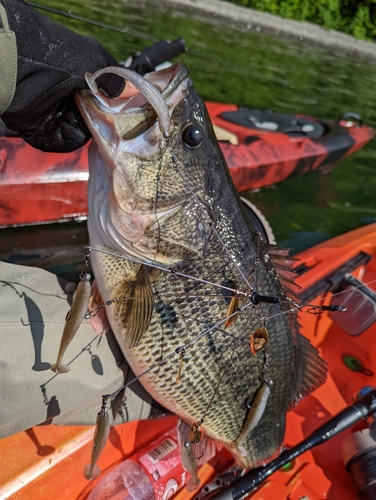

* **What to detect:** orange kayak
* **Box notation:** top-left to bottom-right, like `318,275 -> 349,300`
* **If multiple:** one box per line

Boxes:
0,107 -> 373,228
2,222 -> 376,499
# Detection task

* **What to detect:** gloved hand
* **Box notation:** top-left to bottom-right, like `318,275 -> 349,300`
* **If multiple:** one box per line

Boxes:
0,0 -> 137,152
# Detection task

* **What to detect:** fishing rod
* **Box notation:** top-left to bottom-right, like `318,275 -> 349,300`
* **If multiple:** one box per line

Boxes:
26,1 -> 259,75
203,388 -> 376,499
27,1 -> 188,75
27,2 -> 159,42
27,2 -> 200,60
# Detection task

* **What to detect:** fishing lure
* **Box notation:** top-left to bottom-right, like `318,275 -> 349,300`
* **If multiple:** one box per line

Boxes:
84,396 -> 110,480
181,440 -> 201,492
235,384 -> 271,457
51,272 -> 91,373
85,67 -> 172,138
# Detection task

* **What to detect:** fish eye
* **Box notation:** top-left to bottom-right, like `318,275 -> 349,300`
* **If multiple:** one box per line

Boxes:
181,123 -> 204,149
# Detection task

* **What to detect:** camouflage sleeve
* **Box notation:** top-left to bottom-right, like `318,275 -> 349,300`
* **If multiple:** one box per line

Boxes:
0,0 -> 124,152
0,3 -> 17,115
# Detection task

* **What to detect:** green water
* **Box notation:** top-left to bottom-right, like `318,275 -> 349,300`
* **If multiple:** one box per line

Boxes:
14,1 -> 376,257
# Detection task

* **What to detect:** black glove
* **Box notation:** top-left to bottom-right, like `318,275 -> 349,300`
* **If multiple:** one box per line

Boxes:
0,0 -> 125,152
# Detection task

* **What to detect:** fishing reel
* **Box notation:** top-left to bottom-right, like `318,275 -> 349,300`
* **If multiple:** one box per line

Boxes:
342,386 -> 376,500
122,38 -> 186,76
195,388 -> 376,499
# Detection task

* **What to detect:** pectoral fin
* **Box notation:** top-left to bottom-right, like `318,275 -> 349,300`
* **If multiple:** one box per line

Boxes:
264,244 -> 301,301
112,264 -> 154,348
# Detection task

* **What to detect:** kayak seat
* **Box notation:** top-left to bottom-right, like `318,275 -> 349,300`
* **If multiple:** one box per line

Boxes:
219,109 -> 325,139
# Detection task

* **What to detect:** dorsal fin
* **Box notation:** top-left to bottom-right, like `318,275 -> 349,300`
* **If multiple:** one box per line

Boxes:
288,334 -> 328,410
264,244 -> 301,304
278,276 -> 302,294
273,259 -> 297,279
264,244 -> 299,266
272,262 -> 298,281
264,244 -> 293,257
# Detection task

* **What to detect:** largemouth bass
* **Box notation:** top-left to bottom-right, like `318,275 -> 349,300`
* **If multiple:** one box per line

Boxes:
76,62 -> 327,469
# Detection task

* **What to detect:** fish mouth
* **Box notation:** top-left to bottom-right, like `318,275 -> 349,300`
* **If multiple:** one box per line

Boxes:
76,62 -> 189,157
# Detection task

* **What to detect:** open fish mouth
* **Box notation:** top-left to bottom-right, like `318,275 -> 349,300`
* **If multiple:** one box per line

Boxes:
76,62 -> 189,160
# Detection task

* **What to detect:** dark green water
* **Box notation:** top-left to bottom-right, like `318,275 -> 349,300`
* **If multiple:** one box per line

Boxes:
35,0 -> 376,253
3,0 -> 376,277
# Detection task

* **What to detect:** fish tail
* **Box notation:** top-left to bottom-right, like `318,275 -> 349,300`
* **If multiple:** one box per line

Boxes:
227,442 -> 250,469
50,362 -> 70,374
83,464 -> 101,480
234,443 -> 247,458
186,476 -> 201,492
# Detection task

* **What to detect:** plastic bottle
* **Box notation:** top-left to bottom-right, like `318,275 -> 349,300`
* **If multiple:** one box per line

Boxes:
87,426 -> 189,500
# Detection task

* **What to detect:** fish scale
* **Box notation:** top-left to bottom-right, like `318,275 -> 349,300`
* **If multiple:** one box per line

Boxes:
77,61 -> 327,469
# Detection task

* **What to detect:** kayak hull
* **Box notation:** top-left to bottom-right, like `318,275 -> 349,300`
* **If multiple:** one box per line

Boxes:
206,102 -> 375,191
0,137 -> 88,227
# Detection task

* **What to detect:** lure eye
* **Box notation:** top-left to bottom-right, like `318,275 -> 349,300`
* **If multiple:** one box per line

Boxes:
182,123 -> 204,149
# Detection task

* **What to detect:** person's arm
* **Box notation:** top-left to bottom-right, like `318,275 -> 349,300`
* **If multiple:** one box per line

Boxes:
0,0 -> 134,152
